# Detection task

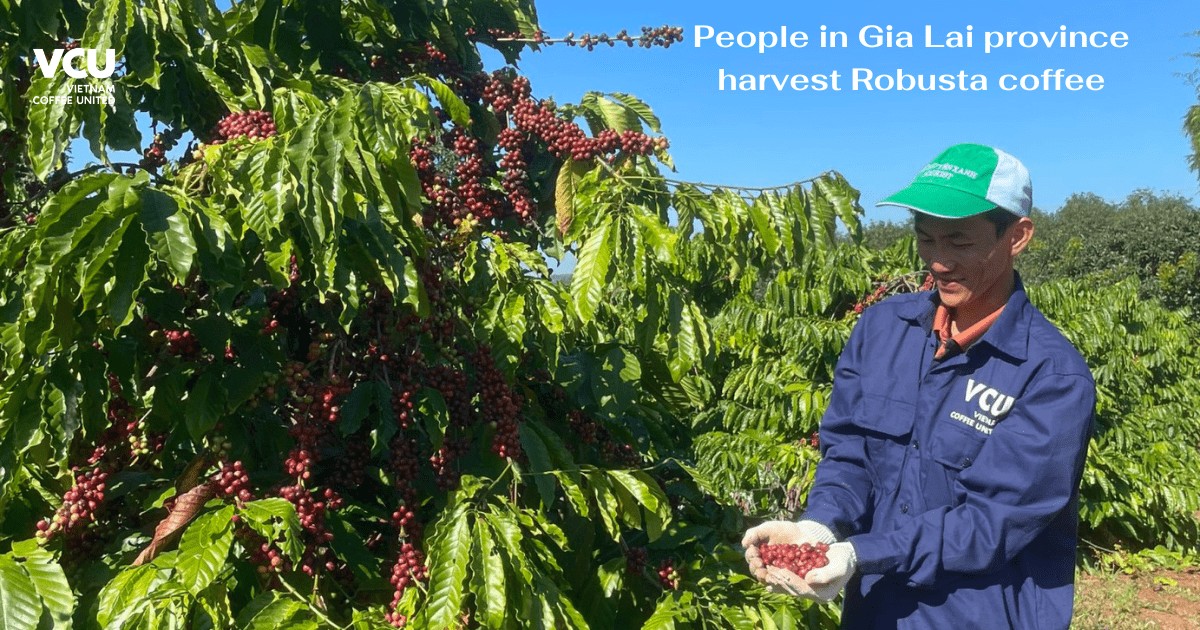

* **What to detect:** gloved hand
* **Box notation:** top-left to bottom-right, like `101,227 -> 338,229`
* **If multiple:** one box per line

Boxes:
763,541 -> 857,602
741,520 -> 836,583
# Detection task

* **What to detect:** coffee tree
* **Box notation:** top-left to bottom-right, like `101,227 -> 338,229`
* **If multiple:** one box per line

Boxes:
1028,279 -> 1200,554
0,0 -> 864,627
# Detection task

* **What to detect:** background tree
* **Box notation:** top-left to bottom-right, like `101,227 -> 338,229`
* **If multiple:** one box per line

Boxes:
861,191 -> 1200,311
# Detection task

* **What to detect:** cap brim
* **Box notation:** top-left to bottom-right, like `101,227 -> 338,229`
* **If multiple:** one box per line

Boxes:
877,182 -> 996,219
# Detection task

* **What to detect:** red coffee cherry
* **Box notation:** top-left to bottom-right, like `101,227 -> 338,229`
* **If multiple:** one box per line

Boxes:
759,542 -> 831,579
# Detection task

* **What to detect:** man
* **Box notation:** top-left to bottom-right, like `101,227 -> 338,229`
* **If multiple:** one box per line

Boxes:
742,143 -> 1096,628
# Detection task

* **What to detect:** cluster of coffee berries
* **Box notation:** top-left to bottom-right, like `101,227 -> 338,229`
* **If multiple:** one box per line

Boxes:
386,543 -> 429,627
657,559 -> 681,590
163,329 -> 198,357
368,54 -> 402,84
280,484 -> 342,541
564,408 -> 639,467
800,431 -> 820,449
416,42 -> 449,67
129,432 -> 166,458
453,132 -> 498,221
260,261 -> 301,334
36,469 -> 108,542
409,68 -> 672,230
417,265 -> 449,313
376,42 -> 458,84
498,84 -> 668,163
428,442 -> 465,491
388,437 -> 421,494
626,546 -> 648,575
306,330 -> 337,362
138,127 -> 184,171
426,364 -> 469,411
412,127 -> 515,229
392,385 -> 416,430
759,542 -> 830,579
483,74 -> 530,114
284,447 -> 315,480
371,43 -> 456,84
246,536 -> 288,574
426,363 -> 476,491
281,376 -> 350,467
317,381 -> 353,424
280,410 -> 324,468
634,26 -> 686,48
210,110 -> 278,144
506,98 -> 618,162
139,138 -> 168,169
213,460 -> 253,502
409,141 -> 443,200
390,502 -> 420,541
852,273 -> 936,315
852,283 -> 890,315
568,410 -> 600,444
602,440 -> 643,468
920,273 -> 935,291
495,127 -> 535,220
473,347 -> 523,459
481,26 -> 685,50
280,361 -> 309,391
409,138 -> 464,228
85,375 -> 155,467
483,27 -> 539,43
389,436 -> 423,541
330,441 -> 370,490
278,485 -> 343,576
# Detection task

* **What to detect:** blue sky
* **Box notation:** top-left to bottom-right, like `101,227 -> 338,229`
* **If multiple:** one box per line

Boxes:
69,0 -> 1200,227
495,0 -> 1200,224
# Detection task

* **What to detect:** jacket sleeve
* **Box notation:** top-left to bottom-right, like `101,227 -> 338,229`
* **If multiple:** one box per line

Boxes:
800,310 -> 878,539
847,369 -> 1095,585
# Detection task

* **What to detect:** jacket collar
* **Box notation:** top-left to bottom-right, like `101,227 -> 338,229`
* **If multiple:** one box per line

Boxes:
896,271 -> 1030,362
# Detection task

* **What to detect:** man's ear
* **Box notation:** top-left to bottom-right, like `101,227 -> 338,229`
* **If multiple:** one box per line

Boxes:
1009,217 -> 1035,256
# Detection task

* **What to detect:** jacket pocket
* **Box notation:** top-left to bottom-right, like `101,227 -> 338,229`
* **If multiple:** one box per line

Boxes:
857,394 -> 916,437
858,394 -> 916,496
927,422 -> 988,505
929,422 -> 986,471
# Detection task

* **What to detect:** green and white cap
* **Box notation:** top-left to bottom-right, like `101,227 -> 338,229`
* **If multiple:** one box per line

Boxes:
877,143 -> 1032,218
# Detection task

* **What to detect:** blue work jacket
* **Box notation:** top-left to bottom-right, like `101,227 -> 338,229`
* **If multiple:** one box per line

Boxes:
802,274 -> 1095,629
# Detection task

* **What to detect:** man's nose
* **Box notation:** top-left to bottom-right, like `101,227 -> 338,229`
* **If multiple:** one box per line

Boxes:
928,255 -> 955,274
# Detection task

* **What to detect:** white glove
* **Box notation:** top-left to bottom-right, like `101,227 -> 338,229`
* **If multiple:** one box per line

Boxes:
764,541 -> 857,602
741,520 -> 837,582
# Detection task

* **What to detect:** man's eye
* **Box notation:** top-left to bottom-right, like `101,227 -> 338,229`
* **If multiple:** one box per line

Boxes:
952,242 -> 973,249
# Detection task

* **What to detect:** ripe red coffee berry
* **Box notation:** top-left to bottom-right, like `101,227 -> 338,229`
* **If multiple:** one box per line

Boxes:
759,542 -> 830,579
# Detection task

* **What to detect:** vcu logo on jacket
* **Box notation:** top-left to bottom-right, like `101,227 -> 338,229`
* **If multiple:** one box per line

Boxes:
949,379 -> 1016,436
965,378 -> 1015,417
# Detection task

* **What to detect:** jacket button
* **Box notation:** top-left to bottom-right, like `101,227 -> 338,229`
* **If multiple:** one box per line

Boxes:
962,457 -> 972,467
912,440 -> 920,449
900,503 -> 910,514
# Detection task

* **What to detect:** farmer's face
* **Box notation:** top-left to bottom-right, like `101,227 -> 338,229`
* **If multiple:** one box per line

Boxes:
914,214 -> 1030,311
